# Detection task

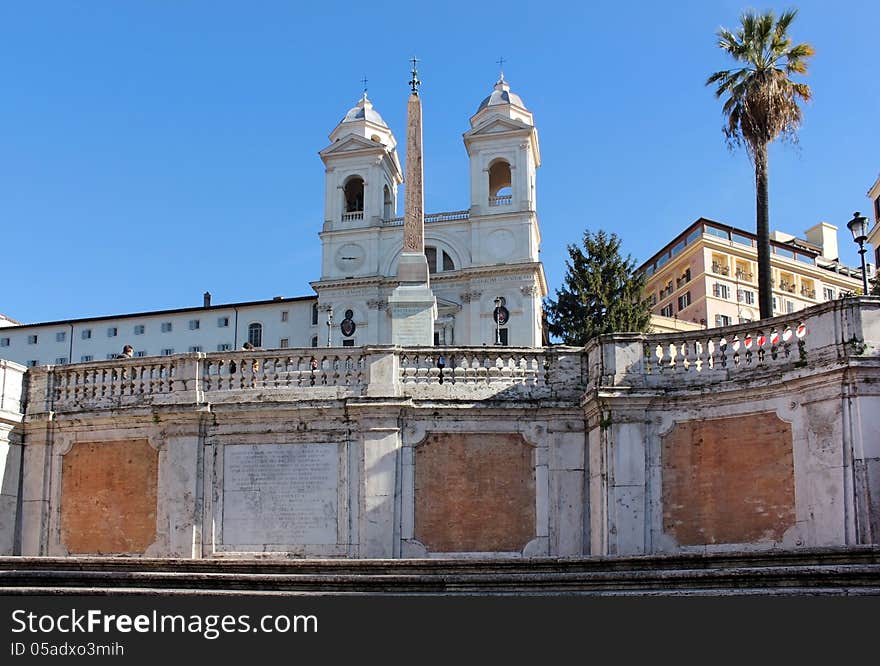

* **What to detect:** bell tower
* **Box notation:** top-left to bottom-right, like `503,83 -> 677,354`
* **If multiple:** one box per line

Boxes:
463,74 -> 540,217
319,92 -> 403,232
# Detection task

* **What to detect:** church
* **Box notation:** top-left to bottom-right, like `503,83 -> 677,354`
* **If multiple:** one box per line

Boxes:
0,73 -> 546,367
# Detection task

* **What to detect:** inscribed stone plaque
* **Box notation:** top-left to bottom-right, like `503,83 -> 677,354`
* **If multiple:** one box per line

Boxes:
222,443 -> 338,545
662,412 -> 795,546
61,439 -> 158,555
415,433 -> 535,552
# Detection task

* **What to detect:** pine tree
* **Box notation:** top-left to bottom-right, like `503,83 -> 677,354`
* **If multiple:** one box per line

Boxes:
545,230 -> 652,346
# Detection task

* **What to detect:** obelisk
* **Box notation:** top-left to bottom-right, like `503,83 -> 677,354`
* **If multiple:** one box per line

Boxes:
388,58 -> 437,346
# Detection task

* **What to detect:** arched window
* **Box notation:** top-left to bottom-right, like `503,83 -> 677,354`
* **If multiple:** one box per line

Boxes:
247,323 -> 262,348
311,303 -> 319,326
425,246 -> 456,274
310,336 -> 318,348
488,160 -> 512,206
383,185 -> 393,220
344,177 -> 364,213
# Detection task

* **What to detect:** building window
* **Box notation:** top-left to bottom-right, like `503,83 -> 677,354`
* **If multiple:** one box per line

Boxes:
81,329 -> 92,340
342,339 -> 355,347
28,335 -> 38,344
677,292 -> 691,311
737,289 -> 755,305
217,343 -> 231,351
280,338 -> 290,348
247,323 -> 262,348
188,345 -> 202,353
772,297 -> 779,311
785,300 -> 796,314
823,287 -> 835,301
134,351 -> 147,357
660,304 -> 674,317
218,317 -> 230,328
106,353 -> 117,360
498,328 -> 509,346
425,246 -> 456,274
0,338 -> 9,347
26,360 -> 39,367
107,327 -> 118,337
311,303 -> 319,326
281,311 -> 288,322
739,316 -> 753,324
134,325 -> 145,335
161,348 -> 175,356
55,357 -> 68,365
310,336 -> 318,348
189,320 -> 200,330
715,314 -> 732,327
713,283 -> 730,299
161,322 -> 173,333
80,355 -> 93,362
56,331 -> 67,342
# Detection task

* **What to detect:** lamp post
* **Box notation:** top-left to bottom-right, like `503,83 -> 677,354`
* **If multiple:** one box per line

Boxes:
326,306 -> 334,347
847,211 -> 869,295
493,297 -> 502,345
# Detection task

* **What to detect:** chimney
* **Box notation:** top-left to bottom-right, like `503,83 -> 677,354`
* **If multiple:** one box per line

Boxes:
203,291 -> 211,308
805,222 -> 839,262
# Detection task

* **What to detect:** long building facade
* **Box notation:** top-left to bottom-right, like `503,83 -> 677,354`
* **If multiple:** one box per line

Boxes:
0,76 -> 546,367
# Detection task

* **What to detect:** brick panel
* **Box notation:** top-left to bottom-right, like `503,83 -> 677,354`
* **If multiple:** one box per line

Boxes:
662,413 -> 795,546
61,440 -> 158,554
414,433 -> 535,552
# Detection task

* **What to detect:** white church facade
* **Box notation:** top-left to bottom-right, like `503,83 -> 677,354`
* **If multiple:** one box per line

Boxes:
0,76 -> 547,367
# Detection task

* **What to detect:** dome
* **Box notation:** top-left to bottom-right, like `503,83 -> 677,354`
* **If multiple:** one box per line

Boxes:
341,93 -> 388,127
476,76 -> 526,112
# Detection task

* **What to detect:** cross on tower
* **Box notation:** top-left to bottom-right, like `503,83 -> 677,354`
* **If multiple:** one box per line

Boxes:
496,56 -> 506,79
360,76 -> 368,94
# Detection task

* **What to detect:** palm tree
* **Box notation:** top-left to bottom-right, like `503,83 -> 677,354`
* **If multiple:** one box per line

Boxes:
706,9 -> 814,320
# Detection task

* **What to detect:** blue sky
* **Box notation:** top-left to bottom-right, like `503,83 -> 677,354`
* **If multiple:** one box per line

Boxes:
2,1 -> 878,323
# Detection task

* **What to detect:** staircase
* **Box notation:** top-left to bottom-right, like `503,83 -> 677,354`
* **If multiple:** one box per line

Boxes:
1,547 -> 878,596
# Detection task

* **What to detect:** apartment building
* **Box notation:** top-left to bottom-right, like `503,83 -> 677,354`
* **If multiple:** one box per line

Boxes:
640,218 -> 866,329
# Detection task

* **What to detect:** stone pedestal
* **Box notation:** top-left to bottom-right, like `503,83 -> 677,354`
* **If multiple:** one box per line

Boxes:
389,254 -> 437,347
389,286 -> 437,347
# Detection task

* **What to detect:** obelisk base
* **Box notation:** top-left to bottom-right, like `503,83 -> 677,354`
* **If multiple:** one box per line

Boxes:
389,253 -> 436,346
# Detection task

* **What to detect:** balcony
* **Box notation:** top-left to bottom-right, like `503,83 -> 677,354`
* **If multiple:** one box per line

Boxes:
735,269 -> 754,282
488,195 -> 512,207
779,281 -> 796,294
341,211 -> 364,222
712,263 -> 730,276
801,287 -> 817,299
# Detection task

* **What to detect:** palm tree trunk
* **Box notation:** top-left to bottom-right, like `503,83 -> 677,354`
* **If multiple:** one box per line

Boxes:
755,144 -> 773,320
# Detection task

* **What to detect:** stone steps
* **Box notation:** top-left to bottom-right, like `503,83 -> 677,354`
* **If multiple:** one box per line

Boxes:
1,547 -> 878,596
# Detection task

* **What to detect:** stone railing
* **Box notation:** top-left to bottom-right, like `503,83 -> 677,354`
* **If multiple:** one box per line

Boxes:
398,349 -> 548,386
51,357 -> 179,407
341,211 -> 364,222
25,345 -> 586,413
201,350 -> 366,393
18,298 -> 878,413
586,298 -> 880,391
382,210 -> 470,226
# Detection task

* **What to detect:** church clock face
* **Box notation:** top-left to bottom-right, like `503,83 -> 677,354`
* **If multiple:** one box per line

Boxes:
335,243 -> 366,272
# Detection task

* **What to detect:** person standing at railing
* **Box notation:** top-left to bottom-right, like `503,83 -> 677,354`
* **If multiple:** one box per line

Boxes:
116,345 -> 133,359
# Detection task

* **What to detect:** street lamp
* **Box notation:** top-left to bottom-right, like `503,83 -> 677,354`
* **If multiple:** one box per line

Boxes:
493,297 -> 502,345
846,211 -> 869,295
326,306 -> 334,347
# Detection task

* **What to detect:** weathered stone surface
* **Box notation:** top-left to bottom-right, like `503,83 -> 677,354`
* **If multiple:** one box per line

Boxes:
661,413 -> 795,546
60,440 -> 158,554
222,443 -> 338,545
414,433 -> 535,552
